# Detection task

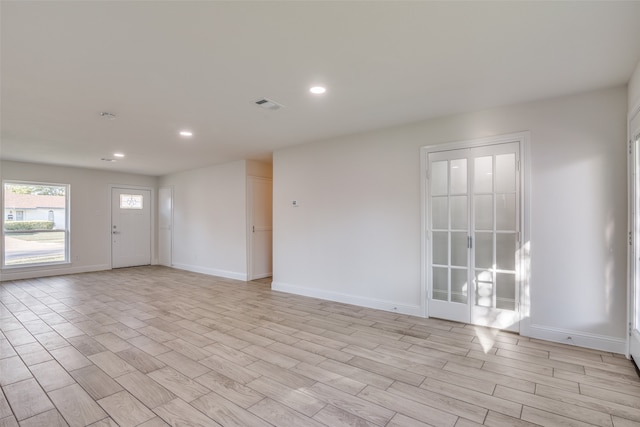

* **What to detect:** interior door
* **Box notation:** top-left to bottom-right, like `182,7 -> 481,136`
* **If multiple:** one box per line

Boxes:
427,142 -> 521,331
470,143 -> 520,331
428,150 -> 471,324
248,177 -> 273,280
630,110 -> 640,368
158,187 -> 173,267
112,188 -> 151,268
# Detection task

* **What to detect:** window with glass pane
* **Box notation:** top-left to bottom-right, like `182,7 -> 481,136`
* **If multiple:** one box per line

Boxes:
120,194 -> 143,209
3,182 -> 69,267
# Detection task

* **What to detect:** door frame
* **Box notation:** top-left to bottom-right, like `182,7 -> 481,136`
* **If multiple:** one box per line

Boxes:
158,186 -> 173,267
628,100 -> 640,363
421,131 -> 531,335
109,184 -> 155,268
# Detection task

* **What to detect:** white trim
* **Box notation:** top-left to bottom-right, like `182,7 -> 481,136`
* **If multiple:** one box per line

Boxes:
423,131 -> 531,154
628,106 -> 640,361
158,186 -> 174,267
0,263 -> 109,282
171,262 -> 247,282
272,281 -> 423,317
420,146 -> 429,317
529,324 -> 627,354
421,131 -> 531,333
628,99 -> 640,123
520,134 -> 532,337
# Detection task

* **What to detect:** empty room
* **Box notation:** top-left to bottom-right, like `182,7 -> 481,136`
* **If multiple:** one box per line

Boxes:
2,1 -> 640,426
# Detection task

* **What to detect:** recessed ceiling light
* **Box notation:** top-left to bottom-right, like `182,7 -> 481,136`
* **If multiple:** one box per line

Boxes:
309,86 -> 326,94
113,153 -> 125,158
179,130 -> 193,137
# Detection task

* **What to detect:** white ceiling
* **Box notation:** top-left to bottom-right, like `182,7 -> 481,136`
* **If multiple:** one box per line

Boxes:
2,1 -> 640,176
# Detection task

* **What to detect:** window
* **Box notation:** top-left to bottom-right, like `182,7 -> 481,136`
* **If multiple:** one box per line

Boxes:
120,194 -> 143,209
2,181 -> 69,267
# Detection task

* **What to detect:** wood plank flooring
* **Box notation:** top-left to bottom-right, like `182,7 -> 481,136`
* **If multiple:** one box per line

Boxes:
1,266 -> 639,427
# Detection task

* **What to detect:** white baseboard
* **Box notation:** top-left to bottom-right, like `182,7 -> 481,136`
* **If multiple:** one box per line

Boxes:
528,324 -> 627,354
271,281 -> 423,317
0,264 -> 110,281
171,263 -> 247,282
249,272 -> 273,280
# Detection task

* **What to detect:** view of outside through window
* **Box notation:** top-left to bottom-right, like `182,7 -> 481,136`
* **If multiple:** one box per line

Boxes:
3,182 -> 68,266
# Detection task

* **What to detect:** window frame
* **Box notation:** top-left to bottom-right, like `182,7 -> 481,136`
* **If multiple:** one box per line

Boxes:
2,180 -> 71,269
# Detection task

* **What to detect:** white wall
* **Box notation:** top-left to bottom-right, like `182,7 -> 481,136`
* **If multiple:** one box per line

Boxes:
273,86 -> 628,352
0,161 -> 157,280
158,160 -> 249,280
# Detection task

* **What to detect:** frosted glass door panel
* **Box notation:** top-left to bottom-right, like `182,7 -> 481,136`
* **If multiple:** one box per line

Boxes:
474,156 -> 493,193
451,232 -> 468,267
433,267 -> 448,301
474,195 -> 493,230
431,161 -> 448,196
450,159 -> 467,194
474,233 -> 493,269
432,232 -> 448,265
432,197 -> 448,229
450,196 -> 467,229
496,233 -> 516,271
496,273 -> 516,310
496,154 -> 516,193
496,194 -> 516,230
451,269 -> 468,303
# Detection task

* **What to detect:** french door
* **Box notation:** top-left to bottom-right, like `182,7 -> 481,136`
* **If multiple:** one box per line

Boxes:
426,141 -> 522,332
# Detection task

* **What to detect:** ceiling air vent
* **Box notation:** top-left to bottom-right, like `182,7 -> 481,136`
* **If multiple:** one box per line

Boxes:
254,98 -> 284,111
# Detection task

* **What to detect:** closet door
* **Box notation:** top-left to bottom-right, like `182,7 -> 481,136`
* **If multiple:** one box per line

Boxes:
426,141 -> 521,331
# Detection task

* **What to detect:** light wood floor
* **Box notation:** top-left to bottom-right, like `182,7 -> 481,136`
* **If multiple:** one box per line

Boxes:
1,266 -> 639,427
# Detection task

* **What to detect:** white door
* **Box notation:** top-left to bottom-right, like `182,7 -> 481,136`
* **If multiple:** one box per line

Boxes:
112,188 -> 151,268
630,110 -> 640,368
248,177 -> 272,280
158,187 -> 173,267
426,141 -> 522,331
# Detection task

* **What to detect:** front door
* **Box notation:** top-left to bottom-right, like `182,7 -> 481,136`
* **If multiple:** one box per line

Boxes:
426,140 -> 522,331
111,188 -> 151,268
